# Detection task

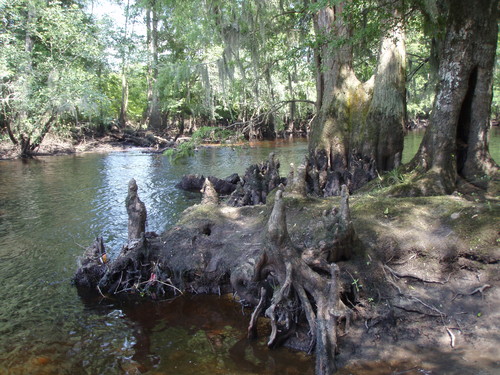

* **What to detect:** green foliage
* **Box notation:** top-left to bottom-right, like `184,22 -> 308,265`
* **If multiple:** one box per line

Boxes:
0,0 -> 111,149
191,126 -> 237,143
143,0 -> 316,132
164,140 -> 196,161
405,23 -> 435,120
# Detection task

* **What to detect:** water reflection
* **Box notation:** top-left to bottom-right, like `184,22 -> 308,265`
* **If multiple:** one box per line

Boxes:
0,139 -> 310,374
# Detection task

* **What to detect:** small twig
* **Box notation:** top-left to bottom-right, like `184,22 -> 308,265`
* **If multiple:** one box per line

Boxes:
96,285 -> 108,299
114,271 -> 124,294
389,253 -> 417,266
393,305 -> 442,317
409,296 -> 446,317
446,327 -> 455,348
381,263 -> 402,295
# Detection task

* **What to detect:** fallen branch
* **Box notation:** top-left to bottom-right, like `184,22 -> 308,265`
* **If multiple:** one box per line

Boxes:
384,264 -> 447,284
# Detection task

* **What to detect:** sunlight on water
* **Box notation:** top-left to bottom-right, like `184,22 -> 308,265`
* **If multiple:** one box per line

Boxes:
0,139 -> 312,375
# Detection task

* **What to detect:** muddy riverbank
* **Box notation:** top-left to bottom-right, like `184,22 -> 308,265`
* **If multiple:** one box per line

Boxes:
74,174 -> 500,374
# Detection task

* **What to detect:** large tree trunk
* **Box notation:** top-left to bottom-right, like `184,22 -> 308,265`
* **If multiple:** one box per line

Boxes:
308,1 -> 406,196
358,12 -> 406,171
407,0 -> 499,194
118,0 -> 131,128
147,0 -> 162,130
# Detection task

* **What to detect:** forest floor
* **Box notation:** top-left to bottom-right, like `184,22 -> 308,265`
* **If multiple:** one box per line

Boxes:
73,176 -> 500,374
144,184 -> 499,374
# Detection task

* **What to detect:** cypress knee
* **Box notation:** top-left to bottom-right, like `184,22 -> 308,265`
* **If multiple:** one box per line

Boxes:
126,178 -> 147,240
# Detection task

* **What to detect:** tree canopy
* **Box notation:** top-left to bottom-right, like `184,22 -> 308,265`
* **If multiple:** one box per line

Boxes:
1,0 -> 498,192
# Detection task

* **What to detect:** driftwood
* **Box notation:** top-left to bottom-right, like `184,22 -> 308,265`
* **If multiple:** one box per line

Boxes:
110,131 -> 175,149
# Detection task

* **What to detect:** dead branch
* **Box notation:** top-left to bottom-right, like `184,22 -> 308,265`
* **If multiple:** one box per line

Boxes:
384,264 -> 447,284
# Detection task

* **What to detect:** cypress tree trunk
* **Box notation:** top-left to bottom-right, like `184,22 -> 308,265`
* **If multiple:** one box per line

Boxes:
360,13 -> 406,171
308,1 -> 406,196
408,0 -> 498,194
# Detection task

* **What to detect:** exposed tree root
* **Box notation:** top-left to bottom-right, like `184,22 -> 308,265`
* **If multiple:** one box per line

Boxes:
74,179 -> 357,374
247,189 -> 353,374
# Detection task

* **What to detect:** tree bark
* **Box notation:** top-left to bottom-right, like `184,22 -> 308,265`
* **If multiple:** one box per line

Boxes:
408,0 -> 499,193
308,1 -> 406,196
126,179 -> 147,240
359,11 -> 406,171
147,0 -> 162,130
118,0 -> 131,128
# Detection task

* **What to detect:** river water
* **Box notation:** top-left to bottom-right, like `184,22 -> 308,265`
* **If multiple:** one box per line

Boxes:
0,132 -> 498,374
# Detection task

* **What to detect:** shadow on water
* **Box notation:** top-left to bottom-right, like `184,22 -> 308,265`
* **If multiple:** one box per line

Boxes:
77,290 -> 315,375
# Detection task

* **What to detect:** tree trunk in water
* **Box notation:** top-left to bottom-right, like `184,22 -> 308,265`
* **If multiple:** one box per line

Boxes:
408,0 -> 498,194
308,1 -> 406,196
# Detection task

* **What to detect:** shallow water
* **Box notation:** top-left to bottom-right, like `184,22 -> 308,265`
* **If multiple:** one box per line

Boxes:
0,130 -> 498,374
0,139 -> 314,374
402,127 -> 500,164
